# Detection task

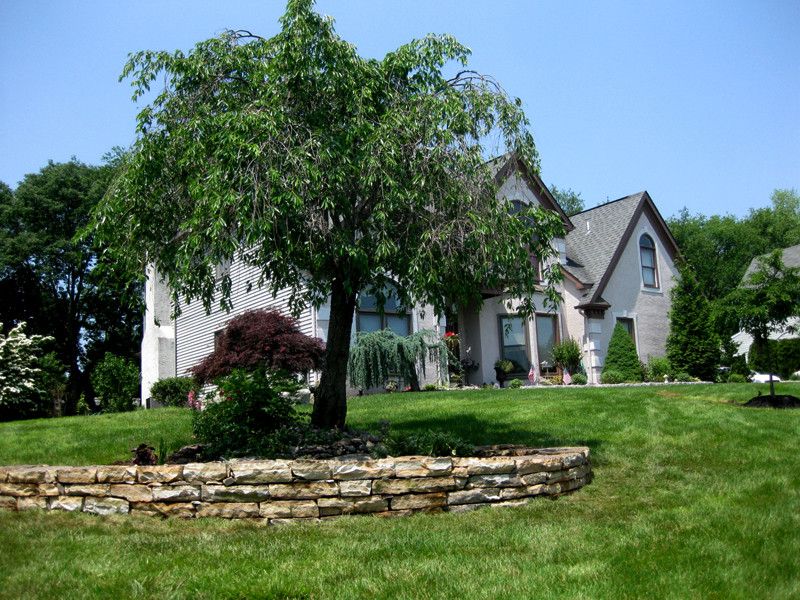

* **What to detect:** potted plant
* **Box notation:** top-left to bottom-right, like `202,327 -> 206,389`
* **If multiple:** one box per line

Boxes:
494,359 -> 514,387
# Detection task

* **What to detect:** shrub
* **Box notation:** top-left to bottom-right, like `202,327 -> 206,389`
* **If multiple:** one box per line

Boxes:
348,329 -> 446,391
728,373 -> 747,383
0,323 -> 53,421
423,383 -> 438,391
508,378 -> 522,389
150,377 -> 198,407
192,369 -> 300,459
494,359 -> 514,373
552,338 -> 582,374
572,373 -> 587,385
383,429 -> 474,457
91,353 -> 139,413
603,324 -> 643,382
748,338 -> 800,379
646,356 -> 672,382
193,310 -> 325,384
601,370 -> 625,384
673,371 -> 693,382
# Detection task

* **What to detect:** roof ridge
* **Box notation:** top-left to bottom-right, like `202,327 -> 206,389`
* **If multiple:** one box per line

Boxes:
570,191 -> 646,217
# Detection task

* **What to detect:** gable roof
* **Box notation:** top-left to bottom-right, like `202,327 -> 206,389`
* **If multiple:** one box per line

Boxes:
564,191 -> 679,307
742,243 -> 800,281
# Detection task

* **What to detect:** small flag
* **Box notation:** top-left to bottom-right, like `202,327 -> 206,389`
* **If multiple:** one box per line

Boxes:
528,364 -> 538,385
562,369 -> 572,385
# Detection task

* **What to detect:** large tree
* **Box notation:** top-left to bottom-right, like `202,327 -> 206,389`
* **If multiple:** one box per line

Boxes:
550,185 -> 584,217
0,161 -> 142,413
92,0 -> 564,429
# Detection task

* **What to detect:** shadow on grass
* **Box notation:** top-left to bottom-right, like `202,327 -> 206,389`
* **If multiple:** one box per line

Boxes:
357,413 -> 604,462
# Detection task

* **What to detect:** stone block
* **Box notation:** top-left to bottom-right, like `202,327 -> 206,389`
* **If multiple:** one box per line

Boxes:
452,457 -> 515,476
465,474 -> 523,489
63,484 -> 110,497
447,487 -> 501,505
37,483 -> 60,497
83,497 -> 129,515
390,492 -> 447,511
96,466 -> 138,484
56,467 -> 97,484
521,472 -> 549,485
131,502 -> 196,518
447,502 -> 489,514
268,517 -> 321,526
394,457 -> 452,478
291,460 -> 333,481
559,477 -> 588,493
18,497 -> 47,511
372,476 -> 460,495
107,485 -> 153,503
515,455 -> 563,475
331,459 -> 394,480
7,467 -> 56,484
229,461 -> 292,484
0,466 -> 10,483
183,462 -> 228,484
562,452 -> 588,468
48,496 -> 84,512
259,500 -> 318,519
137,465 -> 184,484
0,495 -> 17,510
269,481 -> 338,500
196,502 -> 260,519
490,499 -> 532,509
339,480 -> 372,497
151,485 -> 201,502
0,483 -> 38,497
202,485 -> 270,502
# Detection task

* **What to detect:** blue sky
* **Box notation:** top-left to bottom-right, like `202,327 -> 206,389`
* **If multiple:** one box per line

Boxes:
0,1 -> 797,219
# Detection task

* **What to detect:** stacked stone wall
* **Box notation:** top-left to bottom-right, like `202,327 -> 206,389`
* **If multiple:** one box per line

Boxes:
0,447 -> 591,523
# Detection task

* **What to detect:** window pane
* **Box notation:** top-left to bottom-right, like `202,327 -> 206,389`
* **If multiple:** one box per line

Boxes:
536,315 -> 557,372
503,346 -> 528,372
642,266 -> 656,287
358,292 -> 378,311
501,317 -> 526,346
358,313 -> 381,333
386,315 -> 410,337
641,248 -> 655,268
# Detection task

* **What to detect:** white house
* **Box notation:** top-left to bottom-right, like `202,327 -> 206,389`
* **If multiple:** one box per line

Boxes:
140,155 -> 679,402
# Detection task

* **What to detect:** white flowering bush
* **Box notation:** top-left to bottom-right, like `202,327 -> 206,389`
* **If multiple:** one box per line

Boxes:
0,323 -> 53,421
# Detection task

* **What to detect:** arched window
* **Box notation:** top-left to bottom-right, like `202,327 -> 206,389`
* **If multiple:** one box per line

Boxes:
639,234 -> 658,288
356,284 -> 411,336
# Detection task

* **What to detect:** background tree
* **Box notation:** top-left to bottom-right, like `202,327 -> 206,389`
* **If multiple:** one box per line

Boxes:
0,160 -> 142,414
550,185 -> 585,216
92,0 -> 565,429
666,265 -> 720,381
724,251 -> 800,397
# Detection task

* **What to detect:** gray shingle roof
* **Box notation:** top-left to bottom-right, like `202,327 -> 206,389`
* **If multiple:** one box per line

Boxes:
742,243 -> 800,281
563,193 -> 645,288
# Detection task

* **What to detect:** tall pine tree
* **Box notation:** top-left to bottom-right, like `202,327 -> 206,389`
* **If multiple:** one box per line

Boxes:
666,265 -> 720,381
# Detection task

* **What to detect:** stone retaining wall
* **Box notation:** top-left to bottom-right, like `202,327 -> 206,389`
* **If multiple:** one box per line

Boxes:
0,447 -> 591,523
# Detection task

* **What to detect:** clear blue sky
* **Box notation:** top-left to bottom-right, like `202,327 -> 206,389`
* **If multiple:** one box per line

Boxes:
1,1 -> 797,219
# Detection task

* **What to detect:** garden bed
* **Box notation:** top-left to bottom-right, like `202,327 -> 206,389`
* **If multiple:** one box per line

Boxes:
0,446 -> 591,523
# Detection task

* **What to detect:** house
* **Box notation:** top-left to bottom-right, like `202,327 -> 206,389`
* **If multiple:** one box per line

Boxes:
731,243 -> 800,358
140,155 -> 679,402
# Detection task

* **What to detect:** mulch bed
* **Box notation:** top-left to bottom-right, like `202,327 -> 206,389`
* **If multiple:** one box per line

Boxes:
743,394 -> 800,409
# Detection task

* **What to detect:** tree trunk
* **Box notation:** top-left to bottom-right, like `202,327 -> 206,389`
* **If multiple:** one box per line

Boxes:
767,339 -> 776,398
311,280 -> 357,430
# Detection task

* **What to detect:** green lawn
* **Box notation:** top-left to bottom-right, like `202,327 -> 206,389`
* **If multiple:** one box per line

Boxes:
1,383 -> 799,599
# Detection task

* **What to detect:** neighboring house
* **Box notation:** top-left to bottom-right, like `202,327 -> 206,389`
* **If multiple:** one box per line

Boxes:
731,243 -> 800,358
140,155 -> 679,402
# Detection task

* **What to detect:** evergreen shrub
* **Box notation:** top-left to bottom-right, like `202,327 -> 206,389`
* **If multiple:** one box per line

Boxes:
571,373 -> 587,385
602,323 -> 644,382
508,378 -> 523,389
150,377 -> 198,407
601,370 -> 625,384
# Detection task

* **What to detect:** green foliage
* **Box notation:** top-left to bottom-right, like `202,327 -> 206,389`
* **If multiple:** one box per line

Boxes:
348,329 -> 445,391
1,160 -> 142,415
150,377 -> 198,408
571,373 -> 587,385
383,429 -> 474,457
0,323 -> 53,421
192,369 -> 300,459
550,185 -> 585,216
603,323 -> 643,382
423,383 -> 439,392
494,359 -> 514,373
508,378 -> 523,389
666,266 -> 720,381
552,338 -> 582,374
748,338 -> 800,378
728,373 -> 747,383
91,0 -> 565,429
645,356 -> 672,382
673,371 -> 694,382
91,353 -> 139,413
600,370 -> 625,384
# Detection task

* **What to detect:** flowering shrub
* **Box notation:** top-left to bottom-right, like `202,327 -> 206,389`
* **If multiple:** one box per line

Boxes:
0,323 -> 53,421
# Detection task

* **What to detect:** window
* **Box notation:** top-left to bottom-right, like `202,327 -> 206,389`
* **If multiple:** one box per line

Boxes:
510,200 -> 542,281
639,234 -> 658,288
213,329 -> 225,351
535,314 -> 559,374
499,315 -> 528,372
356,285 -> 411,336
215,257 -> 232,281
617,317 -> 636,349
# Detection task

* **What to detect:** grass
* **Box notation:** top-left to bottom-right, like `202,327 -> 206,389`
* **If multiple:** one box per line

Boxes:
1,383 -> 799,599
